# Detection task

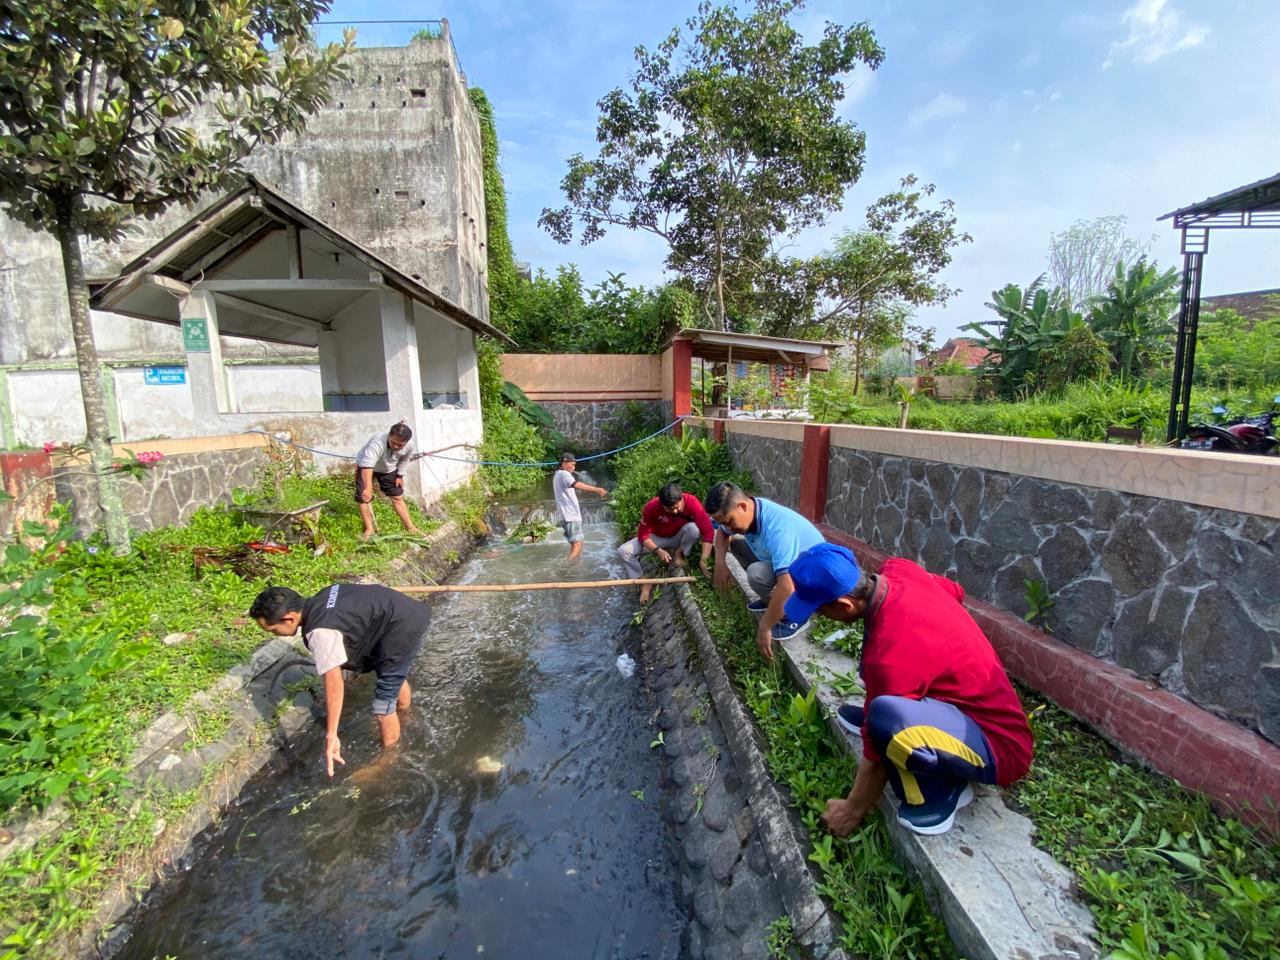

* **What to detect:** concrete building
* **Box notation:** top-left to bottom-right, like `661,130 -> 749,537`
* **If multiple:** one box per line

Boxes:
0,25 -> 489,454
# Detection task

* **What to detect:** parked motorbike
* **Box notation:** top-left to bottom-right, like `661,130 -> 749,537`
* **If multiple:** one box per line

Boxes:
1181,409 -> 1278,456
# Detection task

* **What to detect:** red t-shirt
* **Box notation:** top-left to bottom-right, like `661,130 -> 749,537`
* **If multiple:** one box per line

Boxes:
636,493 -> 715,544
859,558 -> 1033,785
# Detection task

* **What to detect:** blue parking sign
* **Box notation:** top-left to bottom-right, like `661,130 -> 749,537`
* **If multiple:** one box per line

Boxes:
144,366 -> 186,385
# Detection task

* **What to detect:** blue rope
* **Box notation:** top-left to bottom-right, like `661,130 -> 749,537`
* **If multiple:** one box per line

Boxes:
248,416 -> 683,469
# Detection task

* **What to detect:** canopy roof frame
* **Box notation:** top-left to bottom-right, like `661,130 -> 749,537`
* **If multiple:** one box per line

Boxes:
1158,172 -> 1280,442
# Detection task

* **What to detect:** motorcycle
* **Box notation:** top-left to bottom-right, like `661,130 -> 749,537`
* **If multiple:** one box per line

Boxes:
1181,408 -> 1278,456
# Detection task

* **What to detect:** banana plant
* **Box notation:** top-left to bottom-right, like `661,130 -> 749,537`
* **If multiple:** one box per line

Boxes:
1086,258 -> 1179,380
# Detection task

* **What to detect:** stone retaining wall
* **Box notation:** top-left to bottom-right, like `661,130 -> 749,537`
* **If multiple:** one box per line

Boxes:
540,399 -> 666,447
55,446 -> 269,535
700,418 -> 1280,746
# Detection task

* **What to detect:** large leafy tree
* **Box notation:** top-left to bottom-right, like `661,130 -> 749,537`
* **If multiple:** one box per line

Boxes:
539,0 -> 883,331
964,277 -> 1086,399
0,1 -> 351,552
759,176 -> 967,392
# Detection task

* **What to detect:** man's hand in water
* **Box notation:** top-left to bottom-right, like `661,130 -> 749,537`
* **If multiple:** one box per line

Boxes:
325,733 -> 345,777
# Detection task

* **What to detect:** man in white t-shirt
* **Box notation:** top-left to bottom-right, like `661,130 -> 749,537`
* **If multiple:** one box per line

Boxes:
553,452 -> 606,559
354,422 -> 421,539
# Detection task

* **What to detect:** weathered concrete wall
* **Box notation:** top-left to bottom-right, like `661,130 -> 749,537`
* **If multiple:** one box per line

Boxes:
540,400 -> 666,447
0,29 -> 486,442
56,447 -> 269,535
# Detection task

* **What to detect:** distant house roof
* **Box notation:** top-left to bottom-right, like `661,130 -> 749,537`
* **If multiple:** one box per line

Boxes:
1198,289 -> 1280,323
924,337 -> 990,368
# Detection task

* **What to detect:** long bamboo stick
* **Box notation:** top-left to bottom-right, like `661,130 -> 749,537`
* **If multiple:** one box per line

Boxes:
396,576 -> 695,594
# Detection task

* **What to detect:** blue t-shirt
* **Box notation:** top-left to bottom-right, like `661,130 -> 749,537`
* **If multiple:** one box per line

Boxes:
720,497 -> 825,574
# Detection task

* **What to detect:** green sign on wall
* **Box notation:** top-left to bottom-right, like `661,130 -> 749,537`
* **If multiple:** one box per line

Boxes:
182,317 -> 210,353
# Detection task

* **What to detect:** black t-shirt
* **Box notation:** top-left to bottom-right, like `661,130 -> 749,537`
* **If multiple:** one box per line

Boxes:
300,582 -> 431,675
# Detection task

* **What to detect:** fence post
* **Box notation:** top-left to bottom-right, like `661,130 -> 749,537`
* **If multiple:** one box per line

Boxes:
712,418 -> 725,444
798,423 -> 830,524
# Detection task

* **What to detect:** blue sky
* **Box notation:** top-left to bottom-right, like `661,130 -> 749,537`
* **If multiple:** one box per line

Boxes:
323,0 -> 1280,339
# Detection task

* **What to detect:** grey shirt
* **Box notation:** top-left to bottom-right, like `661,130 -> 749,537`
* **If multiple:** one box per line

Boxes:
553,468 -> 581,522
356,433 -> 417,474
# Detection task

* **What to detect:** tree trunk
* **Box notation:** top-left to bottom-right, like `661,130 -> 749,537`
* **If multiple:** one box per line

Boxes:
53,190 -> 131,554
714,219 -> 727,332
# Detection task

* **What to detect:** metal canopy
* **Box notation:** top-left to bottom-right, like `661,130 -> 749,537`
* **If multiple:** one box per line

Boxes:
89,176 -> 516,348
1160,172 -> 1280,442
670,329 -> 836,368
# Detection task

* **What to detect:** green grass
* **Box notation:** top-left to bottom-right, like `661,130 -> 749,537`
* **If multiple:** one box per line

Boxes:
688,581 -> 955,960
1013,689 -> 1279,960
811,380 -> 1280,444
0,471 -> 477,958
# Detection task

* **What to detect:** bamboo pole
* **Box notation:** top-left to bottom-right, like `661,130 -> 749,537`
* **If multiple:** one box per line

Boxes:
396,576 -> 695,594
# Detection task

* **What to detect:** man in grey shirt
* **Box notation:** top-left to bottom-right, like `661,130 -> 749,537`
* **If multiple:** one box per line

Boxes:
355,422 -> 422,539
553,452 -> 606,559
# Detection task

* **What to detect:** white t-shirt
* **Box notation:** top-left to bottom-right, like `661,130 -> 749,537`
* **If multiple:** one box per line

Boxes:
307,627 -> 348,675
356,433 -> 417,474
553,468 -> 580,522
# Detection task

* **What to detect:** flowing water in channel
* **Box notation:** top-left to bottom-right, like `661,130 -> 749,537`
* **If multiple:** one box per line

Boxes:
118,484 -> 686,959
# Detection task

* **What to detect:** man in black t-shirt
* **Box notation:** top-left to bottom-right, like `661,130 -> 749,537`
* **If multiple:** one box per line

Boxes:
251,582 -> 431,776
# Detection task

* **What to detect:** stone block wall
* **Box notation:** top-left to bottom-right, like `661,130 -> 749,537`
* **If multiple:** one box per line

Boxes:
540,400 -> 666,448
823,446 -> 1280,740
709,420 -> 1280,745
56,447 -> 269,536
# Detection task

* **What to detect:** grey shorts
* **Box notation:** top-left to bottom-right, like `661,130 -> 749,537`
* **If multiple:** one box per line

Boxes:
370,631 -> 427,716
561,520 -> 584,544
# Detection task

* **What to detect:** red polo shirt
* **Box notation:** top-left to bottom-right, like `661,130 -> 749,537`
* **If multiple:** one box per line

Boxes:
859,558 -> 1033,785
636,493 -> 715,544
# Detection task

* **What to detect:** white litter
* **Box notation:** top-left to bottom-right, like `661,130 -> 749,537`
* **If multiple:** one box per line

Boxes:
821,628 -> 852,648
615,653 -> 637,678
475,755 -> 503,774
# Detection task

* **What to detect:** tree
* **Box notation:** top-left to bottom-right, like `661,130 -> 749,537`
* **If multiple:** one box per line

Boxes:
1086,257 -> 1179,380
539,0 -> 883,331
0,2 -> 351,552
1047,215 -> 1155,311
760,176 -> 967,392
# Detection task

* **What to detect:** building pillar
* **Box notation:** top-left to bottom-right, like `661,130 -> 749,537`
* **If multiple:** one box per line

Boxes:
379,286 -> 424,500
317,329 -> 341,411
456,328 -> 480,411
798,423 -> 830,524
179,289 -> 227,418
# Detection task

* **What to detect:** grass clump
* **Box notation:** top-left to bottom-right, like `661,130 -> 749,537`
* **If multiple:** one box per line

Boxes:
1014,690 -> 1279,960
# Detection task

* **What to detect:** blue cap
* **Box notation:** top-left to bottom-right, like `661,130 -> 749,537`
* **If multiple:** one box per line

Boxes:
784,543 -> 863,624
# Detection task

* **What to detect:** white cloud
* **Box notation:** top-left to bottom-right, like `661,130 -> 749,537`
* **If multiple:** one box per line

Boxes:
929,32 -> 973,67
1017,51 -> 1041,69
906,93 -> 968,131
1105,0 -> 1208,68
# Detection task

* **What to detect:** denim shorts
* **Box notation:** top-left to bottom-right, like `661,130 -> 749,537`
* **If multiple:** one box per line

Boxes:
370,630 -> 427,715
561,520 -> 584,544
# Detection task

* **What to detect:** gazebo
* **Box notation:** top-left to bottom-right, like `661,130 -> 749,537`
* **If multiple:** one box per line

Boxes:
1159,172 -> 1280,442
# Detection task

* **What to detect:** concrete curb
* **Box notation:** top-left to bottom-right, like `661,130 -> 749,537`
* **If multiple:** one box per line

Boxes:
721,554 -> 1099,960
674,584 -> 849,960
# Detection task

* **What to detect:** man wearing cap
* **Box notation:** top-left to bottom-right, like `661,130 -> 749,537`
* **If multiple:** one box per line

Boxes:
553,452 -> 607,559
783,543 -> 1033,836
704,480 -> 825,661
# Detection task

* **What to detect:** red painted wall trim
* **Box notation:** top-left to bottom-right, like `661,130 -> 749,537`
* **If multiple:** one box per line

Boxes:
817,523 -> 1280,838
798,424 -> 830,523
672,339 -> 693,438
712,419 -> 726,444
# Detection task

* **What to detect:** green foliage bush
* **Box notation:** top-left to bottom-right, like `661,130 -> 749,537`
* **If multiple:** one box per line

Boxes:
610,433 -> 750,538
480,404 -> 549,494
1194,309 -> 1280,391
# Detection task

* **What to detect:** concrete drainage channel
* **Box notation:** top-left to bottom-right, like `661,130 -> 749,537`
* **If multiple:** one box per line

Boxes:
0,520 -> 477,960
641,589 -> 847,960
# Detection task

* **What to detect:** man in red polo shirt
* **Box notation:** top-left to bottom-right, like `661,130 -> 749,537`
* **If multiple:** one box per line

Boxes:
783,543 -> 1033,836
617,482 -> 715,603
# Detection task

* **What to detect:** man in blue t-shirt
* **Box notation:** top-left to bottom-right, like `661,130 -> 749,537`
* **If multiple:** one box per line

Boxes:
705,480 -> 825,662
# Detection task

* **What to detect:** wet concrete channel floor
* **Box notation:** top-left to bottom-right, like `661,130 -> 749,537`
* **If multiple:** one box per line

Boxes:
118,492 -> 688,959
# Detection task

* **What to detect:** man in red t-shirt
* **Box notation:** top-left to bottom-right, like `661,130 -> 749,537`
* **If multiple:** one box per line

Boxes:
783,543 -> 1033,836
617,482 -> 715,602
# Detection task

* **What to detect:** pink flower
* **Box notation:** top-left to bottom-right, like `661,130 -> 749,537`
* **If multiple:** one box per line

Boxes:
137,451 -> 165,465
43,441 -> 58,454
